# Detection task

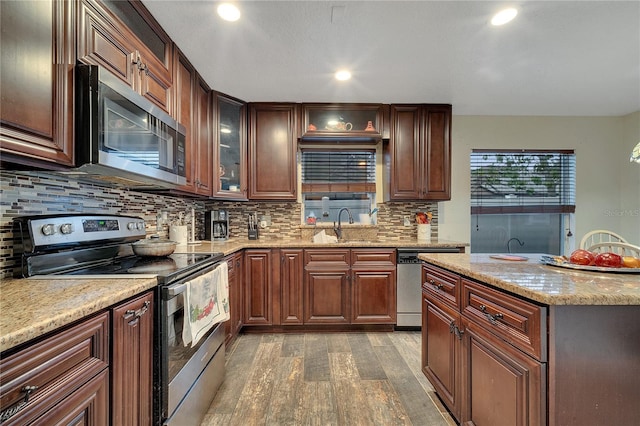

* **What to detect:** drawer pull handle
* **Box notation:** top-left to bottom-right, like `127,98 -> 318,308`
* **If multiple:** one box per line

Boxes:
124,300 -> 151,321
0,385 -> 38,422
479,304 -> 504,324
429,279 -> 444,290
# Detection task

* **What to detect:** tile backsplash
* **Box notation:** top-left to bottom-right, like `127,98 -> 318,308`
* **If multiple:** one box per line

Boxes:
1,171 -> 438,278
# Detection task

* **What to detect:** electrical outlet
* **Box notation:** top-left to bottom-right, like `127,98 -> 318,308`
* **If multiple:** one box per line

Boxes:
403,216 -> 411,227
261,215 -> 272,226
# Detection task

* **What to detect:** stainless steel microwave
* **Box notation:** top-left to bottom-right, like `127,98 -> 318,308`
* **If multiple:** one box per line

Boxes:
74,64 -> 186,188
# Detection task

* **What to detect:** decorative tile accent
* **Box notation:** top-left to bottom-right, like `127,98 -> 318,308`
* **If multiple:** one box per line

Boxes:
1,171 -> 440,278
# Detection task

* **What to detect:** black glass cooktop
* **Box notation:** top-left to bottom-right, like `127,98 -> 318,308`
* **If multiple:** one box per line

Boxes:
61,252 -> 222,281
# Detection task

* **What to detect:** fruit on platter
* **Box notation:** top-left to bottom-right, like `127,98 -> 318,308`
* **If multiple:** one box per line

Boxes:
569,249 -> 596,265
621,256 -> 640,268
593,252 -> 622,268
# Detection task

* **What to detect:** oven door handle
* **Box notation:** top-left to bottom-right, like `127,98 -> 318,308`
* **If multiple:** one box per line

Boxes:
166,282 -> 187,297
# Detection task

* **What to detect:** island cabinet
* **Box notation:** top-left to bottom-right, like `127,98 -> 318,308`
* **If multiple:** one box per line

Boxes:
77,0 -> 173,113
224,252 -> 244,345
387,104 -> 451,201
0,0 -> 75,168
0,312 -> 110,425
248,103 -> 299,200
111,291 -> 154,425
422,264 -> 546,425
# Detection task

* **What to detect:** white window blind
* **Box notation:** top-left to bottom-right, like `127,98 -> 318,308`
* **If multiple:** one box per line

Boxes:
470,149 -> 576,214
301,150 -> 376,193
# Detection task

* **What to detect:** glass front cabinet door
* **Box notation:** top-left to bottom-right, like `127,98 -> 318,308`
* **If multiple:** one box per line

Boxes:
214,93 -> 247,199
302,104 -> 386,139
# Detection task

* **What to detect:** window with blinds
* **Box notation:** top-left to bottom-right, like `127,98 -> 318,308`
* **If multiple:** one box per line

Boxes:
301,150 -> 376,193
470,149 -> 576,214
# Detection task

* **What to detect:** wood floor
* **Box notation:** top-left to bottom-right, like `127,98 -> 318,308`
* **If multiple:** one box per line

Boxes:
201,332 -> 456,426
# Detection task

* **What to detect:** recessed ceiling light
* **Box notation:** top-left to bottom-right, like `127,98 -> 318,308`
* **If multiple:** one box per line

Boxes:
218,3 -> 240,22
491,8 -> 518,26
335,70 -> 351,81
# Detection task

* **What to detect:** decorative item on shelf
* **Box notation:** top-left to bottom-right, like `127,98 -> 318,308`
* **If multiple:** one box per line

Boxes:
364,121 -> 376,131
308,123 -> 317,131
326,119 -> 352,131
416,211 -> 433,242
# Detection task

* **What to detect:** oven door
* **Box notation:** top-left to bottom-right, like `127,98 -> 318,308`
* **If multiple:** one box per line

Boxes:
160,263 -> 226,424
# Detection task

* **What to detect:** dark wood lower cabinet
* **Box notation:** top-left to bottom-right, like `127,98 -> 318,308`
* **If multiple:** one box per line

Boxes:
225,252 -> 244,345
421,294 -> 460,420
462,318 -> 545,426
304,269 -> 350,324
0,312 -> 109,425
244,249 -> 273,325
280,249 -> 304,325
37,369 -> 109,426
111,291 -> 154,426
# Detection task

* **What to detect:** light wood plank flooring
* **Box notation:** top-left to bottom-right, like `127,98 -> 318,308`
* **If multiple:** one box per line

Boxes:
201,332 -> 456,426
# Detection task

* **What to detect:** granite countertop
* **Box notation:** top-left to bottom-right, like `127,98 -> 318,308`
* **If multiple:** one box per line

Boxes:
176,237 -> 469,256
418,253 -> 640,306
1,238 -> 467,353
0,276 -> 158,353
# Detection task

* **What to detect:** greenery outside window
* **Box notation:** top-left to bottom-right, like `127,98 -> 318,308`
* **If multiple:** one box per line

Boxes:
470,149 -> 576,254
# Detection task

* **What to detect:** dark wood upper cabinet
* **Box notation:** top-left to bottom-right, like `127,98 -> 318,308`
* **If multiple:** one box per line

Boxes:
248,103 -> 299,200
77,0 -> 172,114
301,103 -> 386,139
388,104 -> 451,201
192,76 -> 213,196
214,93 -> 247,200
0,0 -> 75,168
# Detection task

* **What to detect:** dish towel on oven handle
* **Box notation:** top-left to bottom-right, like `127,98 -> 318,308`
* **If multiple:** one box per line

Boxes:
182,261 -> 230,347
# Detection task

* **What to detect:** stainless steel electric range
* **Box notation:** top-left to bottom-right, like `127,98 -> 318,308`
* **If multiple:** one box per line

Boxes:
13,214 -> 227,426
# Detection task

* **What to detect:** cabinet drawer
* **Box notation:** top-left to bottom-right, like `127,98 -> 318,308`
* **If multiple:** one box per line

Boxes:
422,264 -> 460,309
351,249 -> 395,267
304,249 -> 350,269
0,311 -> 109,424
461,279 -> 546,361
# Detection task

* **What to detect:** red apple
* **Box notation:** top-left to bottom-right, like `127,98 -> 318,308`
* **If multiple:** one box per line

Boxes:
594,252 -> 622,268
569,249 -> 595,265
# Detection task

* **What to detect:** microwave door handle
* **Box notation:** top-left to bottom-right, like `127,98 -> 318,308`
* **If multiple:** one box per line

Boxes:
166,282 -> 187,297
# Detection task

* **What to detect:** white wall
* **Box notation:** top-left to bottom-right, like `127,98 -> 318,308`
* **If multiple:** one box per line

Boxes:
438,112 -> 640,250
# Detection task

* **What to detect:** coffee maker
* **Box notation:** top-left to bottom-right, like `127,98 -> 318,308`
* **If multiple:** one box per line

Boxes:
205,210 -> 229,241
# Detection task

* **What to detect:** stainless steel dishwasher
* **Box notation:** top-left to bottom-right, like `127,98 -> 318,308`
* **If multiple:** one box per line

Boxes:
396,247 -> 462,328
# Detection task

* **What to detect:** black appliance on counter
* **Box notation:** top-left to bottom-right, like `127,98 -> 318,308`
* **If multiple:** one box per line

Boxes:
12,214 -> 226,426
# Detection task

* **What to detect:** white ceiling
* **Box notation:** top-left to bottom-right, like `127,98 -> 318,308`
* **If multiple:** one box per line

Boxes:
141,0 -> 640,116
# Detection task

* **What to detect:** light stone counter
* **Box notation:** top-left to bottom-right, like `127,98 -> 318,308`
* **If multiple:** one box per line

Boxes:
175,237 -> 469,256
418,253 -> 640,305
0,276 -> 157,353
1,238 -> 467,353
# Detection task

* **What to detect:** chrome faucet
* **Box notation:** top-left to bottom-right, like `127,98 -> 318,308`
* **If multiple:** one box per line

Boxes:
333,208 -> 354,240
507,237 -> 525,253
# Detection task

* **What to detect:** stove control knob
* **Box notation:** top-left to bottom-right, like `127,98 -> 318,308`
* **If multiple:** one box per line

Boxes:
127,222 -> 137,231
41,224 -> 56,236
136,221 -> 145,231
59,223 -> 73,234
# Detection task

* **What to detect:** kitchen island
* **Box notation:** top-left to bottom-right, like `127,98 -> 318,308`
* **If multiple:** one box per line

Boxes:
417,253 -> 640,426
